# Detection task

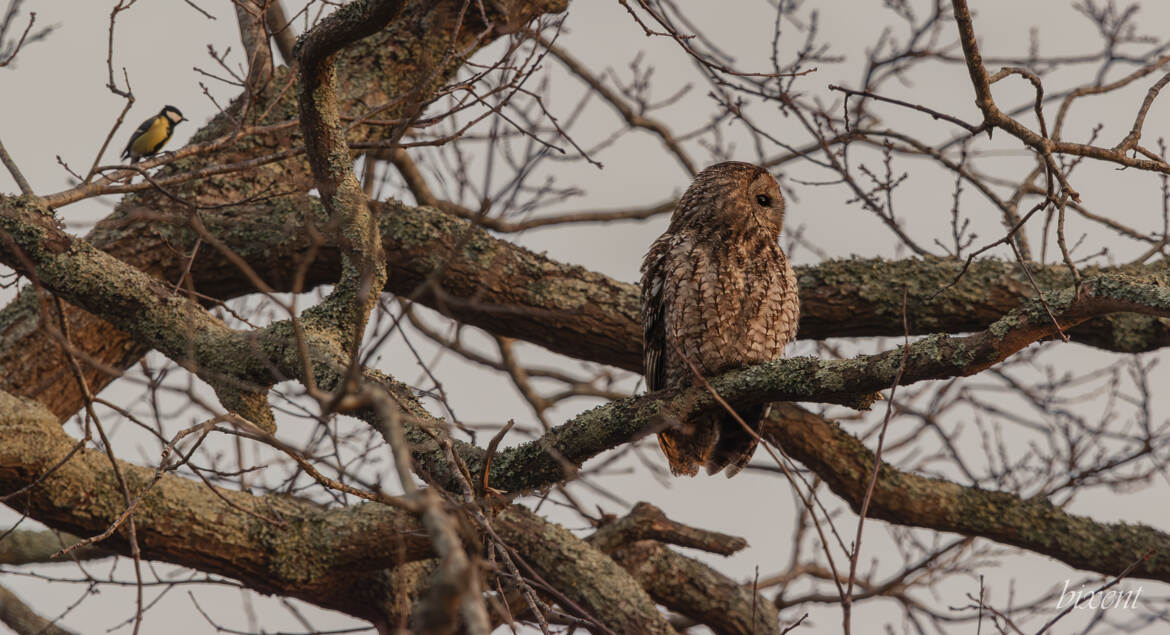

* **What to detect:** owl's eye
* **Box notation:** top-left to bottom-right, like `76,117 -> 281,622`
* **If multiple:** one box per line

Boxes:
756,194 -> 772,207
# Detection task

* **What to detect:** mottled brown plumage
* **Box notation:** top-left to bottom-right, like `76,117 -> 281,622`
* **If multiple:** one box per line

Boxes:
641,162 -> 799,476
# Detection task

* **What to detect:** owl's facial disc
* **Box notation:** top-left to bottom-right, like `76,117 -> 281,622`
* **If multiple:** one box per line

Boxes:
747,174 -> 786,233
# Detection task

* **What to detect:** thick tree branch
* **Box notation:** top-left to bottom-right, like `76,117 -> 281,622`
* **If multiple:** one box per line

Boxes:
589,501 -> 747,557
587,503 -> 778,635
0,391 -> 434,621
293,0 -> 399,347
446,273 -> 1170,584
610,541 -> 779,635
0,194 -> 477,495
766,403 -> 1170,586
265,1 -> 297,65
493,505 -> 678,634
6,193 -> 1167,422
473,270 -> 1170,490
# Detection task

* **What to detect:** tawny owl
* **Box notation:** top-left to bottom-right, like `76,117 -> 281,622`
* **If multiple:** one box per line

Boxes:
640,161 -> 799,477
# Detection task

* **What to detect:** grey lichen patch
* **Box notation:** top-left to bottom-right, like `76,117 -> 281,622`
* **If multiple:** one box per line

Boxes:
907,333 -> 951,364
8,193 -> 49,218
942,337 -> 980,370
379,201 -> 450,249
706,355 -> 827,403
781,356 -> 838,395
273,516 -> 339,585
458,229 -> 502,267
801,255 -> 963,307
1100,313 -> 1167,352
1095,272 -> 1170,308
560,394 -> 651,448
529,277 -> 595,311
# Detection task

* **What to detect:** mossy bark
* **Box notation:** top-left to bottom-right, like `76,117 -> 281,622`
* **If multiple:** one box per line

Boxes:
0,391 -> 433,621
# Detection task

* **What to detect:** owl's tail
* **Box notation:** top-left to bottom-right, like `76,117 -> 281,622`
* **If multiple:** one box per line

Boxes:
705,404 -> 766,477
657,405 -> 765,477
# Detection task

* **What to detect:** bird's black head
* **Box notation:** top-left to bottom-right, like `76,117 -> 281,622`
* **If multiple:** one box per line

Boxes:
161,105 -> 186,124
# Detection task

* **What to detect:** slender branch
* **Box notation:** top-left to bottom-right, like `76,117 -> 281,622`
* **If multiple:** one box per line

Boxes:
234,0 -> 274,89
0,136 -> 33,195
533,31 -> 697,176
264,0 -> 297,65
829,84 -> 978,132
951,0 -> 1170,174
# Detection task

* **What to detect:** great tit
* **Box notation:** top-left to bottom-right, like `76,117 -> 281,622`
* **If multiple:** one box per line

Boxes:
121,105 -> 187,163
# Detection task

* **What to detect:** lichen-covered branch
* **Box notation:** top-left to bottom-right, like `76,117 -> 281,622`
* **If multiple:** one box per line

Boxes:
294,0 -> 398,345
765,403 -> 1170,584
0,0 -> 570,421
446,273 -> 1170,585
0,194 -> 269,397
0,193 -> 476,499
588,502 -> 747,556
5,192 -> 1167,422
0,391 -> 434,621
475,270 -> 1170,492
610,541 -> 779,635
9,170 -> 1170,585
587,503 -> 778,635
493,505 -> 678,634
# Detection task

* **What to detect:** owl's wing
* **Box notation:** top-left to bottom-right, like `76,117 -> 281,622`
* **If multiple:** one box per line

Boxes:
641,235 -> 713,476
640,241 -> 669,392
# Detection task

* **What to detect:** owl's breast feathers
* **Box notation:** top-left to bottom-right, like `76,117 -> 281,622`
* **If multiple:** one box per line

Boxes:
640,224 -> 799,476
650,226 -> 797,383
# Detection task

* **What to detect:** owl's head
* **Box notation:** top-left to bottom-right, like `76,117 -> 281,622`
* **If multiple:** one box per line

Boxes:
672,161 -> 787,236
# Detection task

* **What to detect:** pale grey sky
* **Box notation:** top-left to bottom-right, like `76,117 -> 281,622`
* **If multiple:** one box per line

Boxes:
2,1 -> 1169,633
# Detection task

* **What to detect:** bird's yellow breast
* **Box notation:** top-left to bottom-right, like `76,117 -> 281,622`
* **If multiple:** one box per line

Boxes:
130,116 -> 171,158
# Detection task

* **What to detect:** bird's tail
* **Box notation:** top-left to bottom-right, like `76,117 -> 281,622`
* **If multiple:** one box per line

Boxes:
657,405 -> 766,477
704,404 -> 766,477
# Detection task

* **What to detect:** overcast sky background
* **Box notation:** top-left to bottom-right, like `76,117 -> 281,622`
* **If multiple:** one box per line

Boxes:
2,1 -> 1170,633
